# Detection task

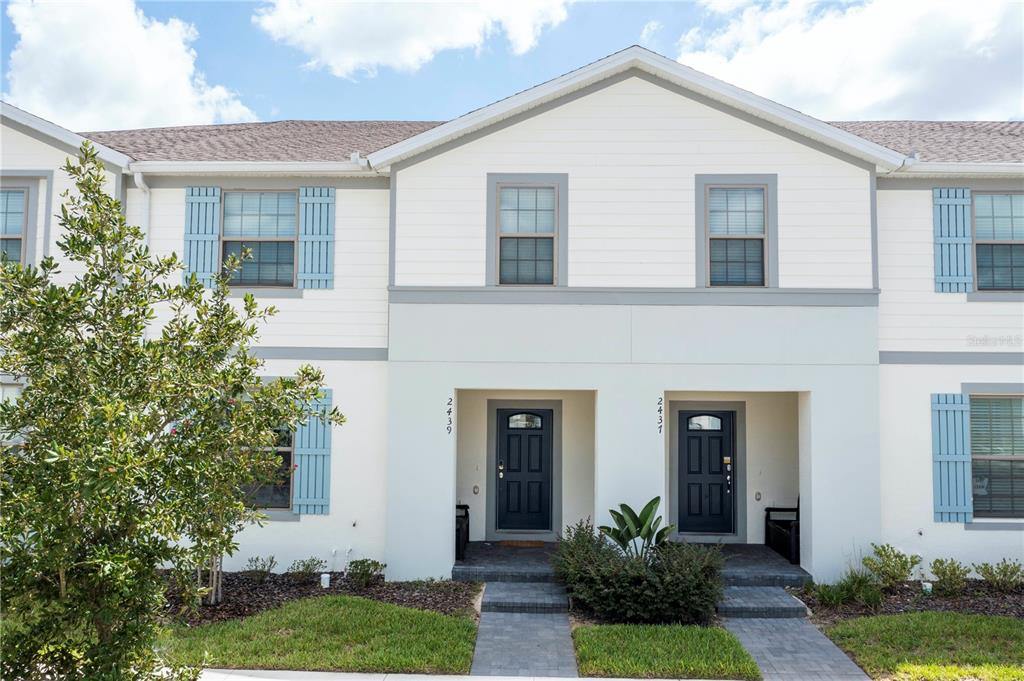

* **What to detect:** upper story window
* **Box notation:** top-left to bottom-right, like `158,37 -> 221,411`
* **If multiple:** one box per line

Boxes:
221,191 -> 298,287
970,396 -> 1024,518
708,187 -> 765,286
1,189 -> 25,264
498,185 -> 557,285
974,193 -> 1024,291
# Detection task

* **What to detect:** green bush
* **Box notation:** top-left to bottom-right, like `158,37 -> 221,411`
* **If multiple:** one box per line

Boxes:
813,569 -> 882,608
597,497 -> 673,559
553,519 -> 722,624
861,543 -> 921,590
287,557 -> 327,583
972,559 -> 1024,593
243,555 -> 278,584
347,559 -> 387,588
930,558 -> 970,596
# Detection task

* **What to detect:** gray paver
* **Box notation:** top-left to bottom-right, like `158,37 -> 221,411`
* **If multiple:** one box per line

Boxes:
717,586 -> 808,618
723,617 -> 869,681
471,611 -> 578,677
482,582 -> 568,613
720,545 -> 812,587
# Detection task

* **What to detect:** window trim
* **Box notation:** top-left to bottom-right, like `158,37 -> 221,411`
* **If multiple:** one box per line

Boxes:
968,392 -> 1024,520
0,182 -> 39,266
971,190 -> 1024,295
486,173 -> 569,287
695,174 -> 779,289
219,189 -> 300,289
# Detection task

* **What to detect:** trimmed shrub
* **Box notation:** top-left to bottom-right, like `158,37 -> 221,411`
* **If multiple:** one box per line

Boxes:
930,558 -> 970,596
973,559 -> 1024,593
243,555 -> 278,584
861,543 -> 921,590
287,557 -> 327,583
812,569 -> 882,608
347,559 -> 387,588
554,519 -> 722,624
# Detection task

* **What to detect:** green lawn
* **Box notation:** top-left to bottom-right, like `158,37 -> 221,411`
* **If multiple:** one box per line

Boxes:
161,595 -> 477,674
826,612 -> 1024,681
573,623 -> 761,679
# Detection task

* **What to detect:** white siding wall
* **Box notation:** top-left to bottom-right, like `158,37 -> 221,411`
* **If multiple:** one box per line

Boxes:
394,76 -> 873,289
877,188 -> 1024,352
143,184 -> 390,348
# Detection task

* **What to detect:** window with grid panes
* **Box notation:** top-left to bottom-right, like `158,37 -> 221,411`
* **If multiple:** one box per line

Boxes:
974,193 -> 1024,291
970,396 -> 1024,518
498,185 -> 557,285
708,187 -> 766,286
1,189 -> 25,264
221,191 -> 297,287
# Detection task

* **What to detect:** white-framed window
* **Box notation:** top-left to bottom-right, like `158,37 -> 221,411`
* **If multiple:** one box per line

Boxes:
707,186 -> 766,287
1,189 -> 26,264
974,193 -> 1024,291
497,184 -> 558,286
221,191 -> 298,287
245,426 -> 294,510
970,395 -> 1024,518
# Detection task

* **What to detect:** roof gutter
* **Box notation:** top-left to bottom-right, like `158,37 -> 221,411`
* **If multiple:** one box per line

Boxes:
127,160 -> 377,176
890,161 -> 1024,178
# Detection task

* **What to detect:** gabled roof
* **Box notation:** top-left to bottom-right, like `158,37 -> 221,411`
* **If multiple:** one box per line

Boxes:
84,120 -> 442,163
829,121 -> 1023,164
1,101 -> 133,169
366,45 -> 909,171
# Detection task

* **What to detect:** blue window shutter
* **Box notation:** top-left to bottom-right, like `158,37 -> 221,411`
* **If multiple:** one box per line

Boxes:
293,389 -> 332,515
298,187 -> 335,289
933,188 -> 973,293
183,187 -> 221,287
931,393 -> 973,523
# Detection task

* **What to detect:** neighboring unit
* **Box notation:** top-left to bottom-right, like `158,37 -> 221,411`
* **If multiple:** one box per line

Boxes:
2,46 -> 1021,582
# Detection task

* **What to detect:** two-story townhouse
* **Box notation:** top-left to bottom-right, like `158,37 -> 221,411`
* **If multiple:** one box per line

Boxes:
2,47 -> 1020,582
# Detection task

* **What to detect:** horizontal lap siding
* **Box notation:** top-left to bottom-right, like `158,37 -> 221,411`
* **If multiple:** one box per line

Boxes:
395,76 -> 871,288
146,187 -> 389,347
878,189 -> 1024,352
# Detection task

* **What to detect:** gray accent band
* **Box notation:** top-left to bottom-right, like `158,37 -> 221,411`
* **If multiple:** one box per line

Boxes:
962,383 -> 1024,394
388,286 -> 879,306
251,347 -> 388,361
964,521 -> 1024,531
695,174 -> 779,288
966,291 -> 1024,302
870,169 -> 879,289
880,351 -> 1024,365
137,175 -> 389,190
229,287 -> 304,299
1,169 -> 54,260
395,68 -> 876,173
878,178 -> 1024,190
485,173 -> 569,287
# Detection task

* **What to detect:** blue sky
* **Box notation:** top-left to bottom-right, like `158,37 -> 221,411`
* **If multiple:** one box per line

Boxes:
2,1 -> 1020,132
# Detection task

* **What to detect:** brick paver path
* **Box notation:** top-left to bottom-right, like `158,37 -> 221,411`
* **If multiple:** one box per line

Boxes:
470,610 -> 577,677
724,618 -> 869,681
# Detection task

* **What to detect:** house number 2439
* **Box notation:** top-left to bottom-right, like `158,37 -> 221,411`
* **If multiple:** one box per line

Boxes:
446,397 -> 454,434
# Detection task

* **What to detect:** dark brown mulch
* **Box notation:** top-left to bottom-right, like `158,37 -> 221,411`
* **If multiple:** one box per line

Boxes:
164,572 -> 482,626
797,580 -> 1024,626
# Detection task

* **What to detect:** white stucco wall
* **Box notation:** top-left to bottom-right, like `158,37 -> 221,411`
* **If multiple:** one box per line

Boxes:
879,363 -> 1024,571
394,75 -> 873,289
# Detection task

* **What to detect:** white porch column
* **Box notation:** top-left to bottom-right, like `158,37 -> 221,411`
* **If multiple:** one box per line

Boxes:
384,364 -> 457,580
799,368 -> 882,581
593,381 -> 666,528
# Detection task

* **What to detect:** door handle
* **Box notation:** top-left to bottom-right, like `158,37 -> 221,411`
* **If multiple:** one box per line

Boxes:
498,460 -> 504,479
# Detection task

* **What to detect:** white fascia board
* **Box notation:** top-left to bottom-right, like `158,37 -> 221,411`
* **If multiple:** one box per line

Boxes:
367,46 -> 908,170
1,101 -> 133,169
891,162 -> 1024,178
127,160 -> 374,176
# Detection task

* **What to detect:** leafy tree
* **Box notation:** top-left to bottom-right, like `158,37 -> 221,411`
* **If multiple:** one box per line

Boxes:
0,143 -> 344,680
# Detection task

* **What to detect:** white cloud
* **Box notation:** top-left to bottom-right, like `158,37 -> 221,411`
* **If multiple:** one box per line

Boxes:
678,0 -> 1023,120
3,0 -> 257,131
640,20 -> 663,48
253,0 -> 571,79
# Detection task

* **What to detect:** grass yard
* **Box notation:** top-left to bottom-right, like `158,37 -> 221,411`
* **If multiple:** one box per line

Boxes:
573,623 -> 761,680
826,612 -> 1024,681
161,594 -> 477,674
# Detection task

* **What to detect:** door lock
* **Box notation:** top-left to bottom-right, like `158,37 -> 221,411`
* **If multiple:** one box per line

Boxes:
498,460 -> 504,479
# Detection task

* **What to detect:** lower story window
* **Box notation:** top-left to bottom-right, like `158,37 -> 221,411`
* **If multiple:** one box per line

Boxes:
976,244 -> 1024,290
246,427 -> 294,510
971,396 -> 1024,518
222,241 -> 295,287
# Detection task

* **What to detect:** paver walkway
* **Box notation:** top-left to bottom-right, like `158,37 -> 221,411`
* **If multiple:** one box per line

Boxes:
723,618 -> 869,681
470,611 -> 577,677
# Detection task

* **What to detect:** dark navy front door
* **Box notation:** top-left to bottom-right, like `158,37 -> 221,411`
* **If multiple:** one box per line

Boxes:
496,409 -> 553,531
679,411 -> 735,533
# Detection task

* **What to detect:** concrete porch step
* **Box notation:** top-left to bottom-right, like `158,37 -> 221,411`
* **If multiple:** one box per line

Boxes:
717,586 -> 808,619
482,582 -> 569,613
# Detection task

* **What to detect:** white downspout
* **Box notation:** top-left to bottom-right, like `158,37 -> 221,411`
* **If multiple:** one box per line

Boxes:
132,170 -> 152,246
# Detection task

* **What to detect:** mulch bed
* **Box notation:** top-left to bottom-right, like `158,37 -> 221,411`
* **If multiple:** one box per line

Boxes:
797,580 -> 1024,626
164,572 -> 482,626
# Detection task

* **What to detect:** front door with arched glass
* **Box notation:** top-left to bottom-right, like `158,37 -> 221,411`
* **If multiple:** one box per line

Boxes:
496,409 -> 553,531
679,411 -> 736,534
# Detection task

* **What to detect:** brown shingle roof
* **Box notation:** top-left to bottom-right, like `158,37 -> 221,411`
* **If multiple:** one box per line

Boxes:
829,121 -> 1023,164
82,120 -> 443,162
81,118 -> 1022,165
